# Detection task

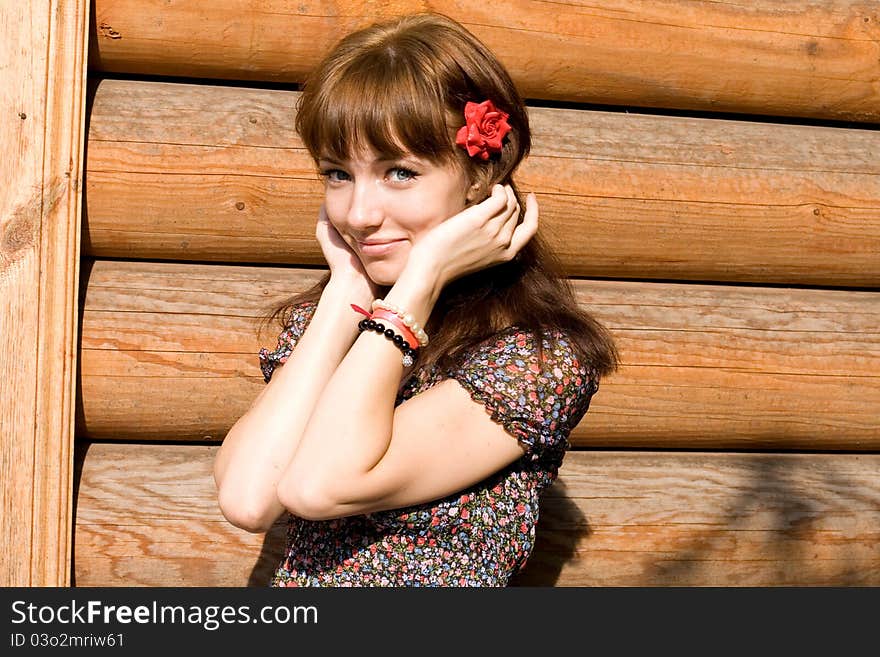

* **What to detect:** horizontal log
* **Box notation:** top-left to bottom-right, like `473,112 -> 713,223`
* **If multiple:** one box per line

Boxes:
72,442 -> 880,586
77,259 -> 880,449
72,442 -> 284,587
89,1 -> 880,123
84,79 -> 880,286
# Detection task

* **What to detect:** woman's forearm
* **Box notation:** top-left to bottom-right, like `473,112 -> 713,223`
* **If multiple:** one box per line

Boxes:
214,278 -> 372,532
279,265 -> 441,519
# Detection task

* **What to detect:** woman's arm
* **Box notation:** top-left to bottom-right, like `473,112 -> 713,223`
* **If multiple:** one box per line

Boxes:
213,276 -> 372,532
277,264 -> 441,518
278,186 -> 539,519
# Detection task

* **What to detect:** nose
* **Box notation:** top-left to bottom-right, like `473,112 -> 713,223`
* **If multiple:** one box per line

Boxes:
346,179 -> 384,231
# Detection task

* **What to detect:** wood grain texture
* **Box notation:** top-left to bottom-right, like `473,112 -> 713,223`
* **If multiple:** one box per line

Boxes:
88,0 -> 880,122
76,260 -> 880,449
0,0 -> 89,586
83,79 -> 880,286
72,442 -> 880,586
511,450 -> 880,586
72,442 -> 285,587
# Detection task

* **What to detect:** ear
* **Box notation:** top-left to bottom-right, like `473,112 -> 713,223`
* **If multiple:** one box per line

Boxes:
465,179 -> 484,204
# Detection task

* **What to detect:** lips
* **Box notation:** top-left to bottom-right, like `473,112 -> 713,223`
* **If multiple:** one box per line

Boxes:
358,239 -> 405,256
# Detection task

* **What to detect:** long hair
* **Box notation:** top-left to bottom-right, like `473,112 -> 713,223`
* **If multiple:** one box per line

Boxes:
268,13 -> 619,378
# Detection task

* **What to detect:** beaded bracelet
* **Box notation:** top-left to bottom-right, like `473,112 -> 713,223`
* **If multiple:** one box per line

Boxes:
357,318 -> 420,367
371,299 -> 429,347
370,309 -> 420,350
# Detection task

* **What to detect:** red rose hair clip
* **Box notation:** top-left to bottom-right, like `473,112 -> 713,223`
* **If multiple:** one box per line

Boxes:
455,100 -> 512,160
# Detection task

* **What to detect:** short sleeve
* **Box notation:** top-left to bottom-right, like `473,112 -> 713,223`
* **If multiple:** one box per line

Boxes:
258,301 -> 318,383
445,328 -> 599,466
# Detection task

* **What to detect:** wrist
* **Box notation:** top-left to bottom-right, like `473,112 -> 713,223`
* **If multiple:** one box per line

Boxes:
381,264 -> 441,336
394,260 -> 443,308
326,274 -> 375,307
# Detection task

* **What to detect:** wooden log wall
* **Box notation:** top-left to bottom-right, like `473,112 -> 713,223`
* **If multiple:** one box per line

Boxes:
74,444 -> 880,586
78,260 -> 880,449
90,0 -> 880,122
73,1 -> 880,586
85,80 -> 880,286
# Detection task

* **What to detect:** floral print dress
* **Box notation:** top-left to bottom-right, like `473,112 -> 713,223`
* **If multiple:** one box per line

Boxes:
258,301 -> 599,587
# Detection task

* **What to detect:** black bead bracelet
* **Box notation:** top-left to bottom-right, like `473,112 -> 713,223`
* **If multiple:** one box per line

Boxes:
358,318 -> 419,367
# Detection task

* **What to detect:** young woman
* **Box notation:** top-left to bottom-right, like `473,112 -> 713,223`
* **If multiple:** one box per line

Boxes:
214,12 -> 618,587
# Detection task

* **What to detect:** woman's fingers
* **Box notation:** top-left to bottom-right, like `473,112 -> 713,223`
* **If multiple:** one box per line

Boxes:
484,184 -> 517,231
462,184 -> 507,223
444,183 -> 533,265
500,186 -> 520,240
506,192 -> 538,257
480,184 -> 533,260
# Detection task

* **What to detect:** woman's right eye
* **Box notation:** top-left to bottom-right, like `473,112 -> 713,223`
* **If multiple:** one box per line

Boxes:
319,169 -> 350,183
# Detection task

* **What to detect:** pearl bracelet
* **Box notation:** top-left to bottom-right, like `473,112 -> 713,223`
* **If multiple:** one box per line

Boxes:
371,299 -> 429,347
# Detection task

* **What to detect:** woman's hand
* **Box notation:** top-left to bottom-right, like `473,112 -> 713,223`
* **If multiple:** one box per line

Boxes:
407,184 -> 538,289
315,204 -> 381,299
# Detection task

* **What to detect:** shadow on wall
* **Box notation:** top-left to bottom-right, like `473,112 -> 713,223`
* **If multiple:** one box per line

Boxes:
509,480 -> 587,587
248,522 -> 287,586
638,455 -> 875,587
511,454 -> 879,586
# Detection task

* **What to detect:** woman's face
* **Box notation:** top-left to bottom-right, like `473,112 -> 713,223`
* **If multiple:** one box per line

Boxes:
319,145 -> 473,286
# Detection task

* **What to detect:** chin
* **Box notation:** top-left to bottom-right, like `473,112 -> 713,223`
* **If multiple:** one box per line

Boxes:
364,265 -> 400,287
370,275 -> 398,287
360,248 -> 410,287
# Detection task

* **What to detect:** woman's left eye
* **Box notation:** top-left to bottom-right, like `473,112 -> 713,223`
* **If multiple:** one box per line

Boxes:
388,167 -> 418,182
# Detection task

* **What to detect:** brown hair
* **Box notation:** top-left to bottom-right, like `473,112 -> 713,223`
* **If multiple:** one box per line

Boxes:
268,12 -> 619,378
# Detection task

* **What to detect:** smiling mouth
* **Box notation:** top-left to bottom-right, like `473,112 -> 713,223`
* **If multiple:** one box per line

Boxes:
358,239 -> 404,255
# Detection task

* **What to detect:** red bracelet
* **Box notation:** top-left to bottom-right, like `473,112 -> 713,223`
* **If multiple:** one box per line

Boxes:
351,304 -> 372,318
370,309 -> 421,350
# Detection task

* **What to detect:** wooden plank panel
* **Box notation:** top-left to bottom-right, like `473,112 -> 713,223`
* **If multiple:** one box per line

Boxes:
72,443 -> 880,586
512,450 -> 880,586
72,442 -> 285,587
76,260 -> 880,449
83,79 -> 880,286
89,0 -> 880,122
0,0 -> 89,586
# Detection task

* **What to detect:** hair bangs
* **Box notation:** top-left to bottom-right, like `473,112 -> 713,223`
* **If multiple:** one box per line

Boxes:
300,54 -> 456,165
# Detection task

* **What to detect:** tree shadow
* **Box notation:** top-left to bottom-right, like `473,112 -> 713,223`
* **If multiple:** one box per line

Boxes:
507,451 -> 878,587
639,454 -> 875,586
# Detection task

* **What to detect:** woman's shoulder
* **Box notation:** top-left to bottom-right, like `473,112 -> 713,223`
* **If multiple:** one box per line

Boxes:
257,300 -> 319,383
273,299 -> 320,341
286,299 -> 319,325
441,324 -> 600,445
411,323 -> 604,468
453,324 -> 598,385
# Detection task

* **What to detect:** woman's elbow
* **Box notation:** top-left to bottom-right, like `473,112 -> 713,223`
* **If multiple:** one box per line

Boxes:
276,472 -> 344,522
216,485 -> 280,533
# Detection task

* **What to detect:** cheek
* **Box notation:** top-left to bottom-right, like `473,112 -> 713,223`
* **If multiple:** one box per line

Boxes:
323,195 -> 346,225
323,197 -> 355,242
412,191 -> 466,229
441,184 -> 469,218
